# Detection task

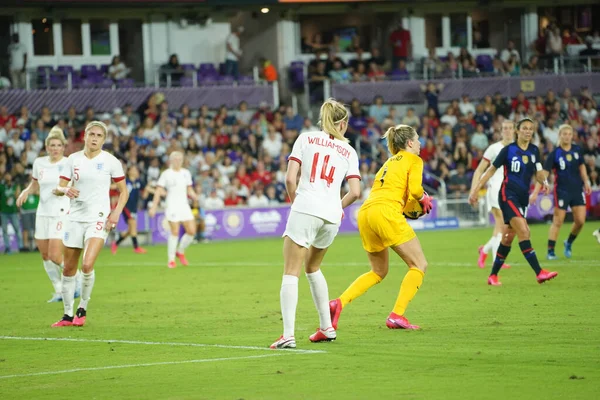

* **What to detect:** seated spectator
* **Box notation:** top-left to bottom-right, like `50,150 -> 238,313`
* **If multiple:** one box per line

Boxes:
262,125 -> 282,158
440,107 -> 458,128
474,104 -> 493,132
352,62 -> 368,82
579,37 -> 600,65
470,124 -> 489,151
283,106 -> 303,132
563,28 -> 583,45
204,188 -> 225,210
458,47 -> 476,69
522,55 -> 540,75
308,61 -> 327,101
401,108 -> 420,128
492,57 -> 506,76
308,33 -> 329,53
247,185 -> 269,208
0,105 -> 16,129
453,141 -> 472,167
236,101 -> 253,126
445,52 -> 459,75
301,117 -> 318,133
461,59 -> 478,77
367,48 -> 387,70
265,185 -> 280,206
346,35 -> 363,53
349,49 -> 367,71
388,60 -> 410,80
161,54 -> 184,85
368,96 -> 389,125
505,54 -> 520,76
108,55 -> 130,80
367,62 -> 386,81
459,94 -> 475,116
424,48 -> 445,76
500,40 -> 520,64
382,107 -> 401,129
420,139 -> 436,162
224,187 -> 242,207
581,100 -> 598,125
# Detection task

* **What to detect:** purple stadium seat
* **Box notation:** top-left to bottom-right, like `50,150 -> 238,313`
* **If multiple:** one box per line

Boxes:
97,78 -> 115,89
388,70 -> 410,81
80,64 -> 98,78
237,76 -> 254,86
199,63 -> 216,74
181,63 -> 196,71
218,63 -> 226,76
219,75 -> 235,86
57,65 -> 74,76
199,75 -> 218,86
77,79 -> 96,89
100,64 -> 110,75
476,55 -> 494,73
117,78 -> 135,88
37,65 -> 54,75
49,74 -> 67,89
180,77 -> 194,87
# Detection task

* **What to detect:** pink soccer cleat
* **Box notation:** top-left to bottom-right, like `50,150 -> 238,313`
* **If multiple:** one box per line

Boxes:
329,298 -> 342,330
111,241 -> 118,255
168,261 -> 176,269
176,252 -> 188,266
133,247 -> 147,254
72,308 -> 86,327
386,312 -> 420,330
309,327 -> 337,343
478,246 -> 488,268
270,336 -> 296,349
537,269 -> 558,284
501,263 -> 511,269
488,275 -> 502,286
51,315 -> 73,327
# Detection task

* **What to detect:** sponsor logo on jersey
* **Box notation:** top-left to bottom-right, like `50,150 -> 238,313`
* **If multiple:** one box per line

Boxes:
97,163 -> 104,170
559,199 -> 564,207
574,153 -> 579,160
522,155 -> 528,164
58,165 -> 63,172
531,155 -> 536,163
566,154 -> 572,161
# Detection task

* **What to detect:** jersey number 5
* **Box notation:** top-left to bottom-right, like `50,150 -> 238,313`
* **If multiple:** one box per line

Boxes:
310,152 -> 336,187
74,167 -> 80,181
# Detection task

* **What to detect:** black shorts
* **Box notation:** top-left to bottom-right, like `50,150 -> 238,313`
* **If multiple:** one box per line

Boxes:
555,189 -> 586,211
500,197 -> 528,225
121,207 -> 137,223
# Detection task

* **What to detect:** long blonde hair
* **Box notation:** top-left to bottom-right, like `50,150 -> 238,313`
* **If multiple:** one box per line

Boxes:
383,124 -> 417,155
318,98 -> 349,142
45,125 -> 67,148
557,124 -> 573,147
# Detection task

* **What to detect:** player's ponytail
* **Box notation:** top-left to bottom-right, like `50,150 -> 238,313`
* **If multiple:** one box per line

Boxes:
319,98 -> 349,143
383,124 -> 417,155
45,125 -> 67,148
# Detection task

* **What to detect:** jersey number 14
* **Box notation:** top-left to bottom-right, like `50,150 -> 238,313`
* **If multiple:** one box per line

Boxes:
310,153 -> 336,187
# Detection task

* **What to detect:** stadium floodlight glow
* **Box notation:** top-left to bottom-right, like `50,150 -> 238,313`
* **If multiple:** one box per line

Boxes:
261,7 -> 269,14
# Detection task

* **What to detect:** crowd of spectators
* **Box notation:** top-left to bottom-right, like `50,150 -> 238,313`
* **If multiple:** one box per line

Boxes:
0,86 -> 599,219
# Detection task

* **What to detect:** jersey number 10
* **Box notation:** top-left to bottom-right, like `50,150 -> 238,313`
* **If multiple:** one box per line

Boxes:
310,152 -> 336,187
510,160 -> 520,173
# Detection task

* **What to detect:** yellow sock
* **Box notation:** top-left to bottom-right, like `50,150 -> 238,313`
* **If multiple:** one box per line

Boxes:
392,267 -> 425,316
339,271 -> 383,307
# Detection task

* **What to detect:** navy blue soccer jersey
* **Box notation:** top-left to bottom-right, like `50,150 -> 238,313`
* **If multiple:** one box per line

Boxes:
125,178 -> 144,211
544,145 -> 583,193
493,142 -> 542,203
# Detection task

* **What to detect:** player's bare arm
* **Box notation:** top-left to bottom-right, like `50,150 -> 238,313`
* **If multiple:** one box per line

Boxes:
580,164 -> 592,195
469,165 -> 497,206
470,158 -> 490,192
107,179 -> 129,232
148,186 -> 165,217
53,177 -> 79,198
16,178 -> 40,207
285,160 -> 300,203
341,177 -> 361,209
186,186 -> 198,202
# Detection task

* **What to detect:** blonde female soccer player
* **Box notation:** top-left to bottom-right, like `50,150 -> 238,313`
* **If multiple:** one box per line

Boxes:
530,124 -> 592,259
469,118 -> 557,286
17,126 -> 81,303
329,124 -> 432,331
270,98 -> 361,349
148,151 -> 198,269
51,121 -> 128,327
470,120 -> 514,269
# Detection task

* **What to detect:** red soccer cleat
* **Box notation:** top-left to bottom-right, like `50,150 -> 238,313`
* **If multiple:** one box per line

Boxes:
501,263 -> 511,269
168,261 -> 176,269
72,308 -> 86,327
176,252 -> 188,266
111,241 -> 118,255
386,312 -> 420,330
478,246 -> 487,268
309,327 -> 337,343
329,299 -> 342,330
488,275 -> 501,286
537,269 -> 558,284
133,247 -> 147,254
269,336 -> 296,349
51,315 -> 73,327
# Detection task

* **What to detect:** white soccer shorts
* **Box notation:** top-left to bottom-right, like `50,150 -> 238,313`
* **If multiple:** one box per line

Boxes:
62,219 -> 109,249
165,205 -> 195,223
283,210 -> 339,249
486,182 -> 501,213
34,215 -> 64,240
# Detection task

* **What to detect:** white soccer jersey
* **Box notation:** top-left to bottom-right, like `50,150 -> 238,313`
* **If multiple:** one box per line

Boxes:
60,150 -> 125,222
482,141 -> 506,189
32,156 -> 70,217
288,130 -> 361,223
157,168 -> 193,211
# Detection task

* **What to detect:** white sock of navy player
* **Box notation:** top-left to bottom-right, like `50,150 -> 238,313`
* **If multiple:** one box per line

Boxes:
491,233 -> 503,261
177,234 -> 194,254
78,270 -> 95,310
61,274 -> 77,317
280,275 -> 299,339
306,269 -> 333,330
43,260 -> 62,294
168,235 -> 178,262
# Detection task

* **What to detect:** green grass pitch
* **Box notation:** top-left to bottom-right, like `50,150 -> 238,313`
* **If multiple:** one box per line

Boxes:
1,223 -> 599,399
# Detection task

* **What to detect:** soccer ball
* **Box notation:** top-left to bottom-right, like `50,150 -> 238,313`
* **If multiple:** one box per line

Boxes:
403,197 -> 424,220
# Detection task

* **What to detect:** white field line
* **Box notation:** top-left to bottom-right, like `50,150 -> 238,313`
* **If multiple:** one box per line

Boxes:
0,353 -> 284,380
0,336 -> 324,354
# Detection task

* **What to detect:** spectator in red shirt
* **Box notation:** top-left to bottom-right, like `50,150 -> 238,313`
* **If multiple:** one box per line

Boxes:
236,164 -> 252,189
511,91 -> 530,111
420,139 -> 436,162
215,128 -> 230,147
224,188 -> 242,207
389,24 -> 411,65
0,106 -> 17,129
251,160 -> 272,187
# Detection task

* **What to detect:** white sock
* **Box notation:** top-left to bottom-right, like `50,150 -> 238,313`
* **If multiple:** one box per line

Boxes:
280,274 -> 299,338
306,269 -> 333,330
492,233 -> 502,261
177,234 -> 194,254
78,270 -> 95,310
61,275 -> 76,317
482,235 -> 496,254
75,269 -> 82,292
168,235 -> 179,262
43,260 -> 62,294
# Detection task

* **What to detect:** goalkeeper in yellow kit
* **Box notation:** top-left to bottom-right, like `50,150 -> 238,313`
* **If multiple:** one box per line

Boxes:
330,125 -> 433,330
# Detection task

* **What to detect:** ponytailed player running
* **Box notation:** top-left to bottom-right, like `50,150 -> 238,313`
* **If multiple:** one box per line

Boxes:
111,165 -> 147,254
469,118 -> 557,286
